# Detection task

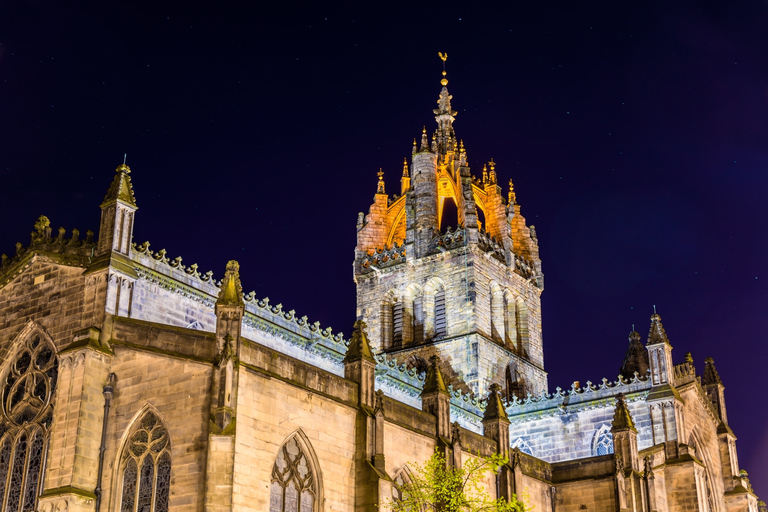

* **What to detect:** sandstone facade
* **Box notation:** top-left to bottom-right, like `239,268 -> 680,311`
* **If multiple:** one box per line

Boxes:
0,72 -> 761,512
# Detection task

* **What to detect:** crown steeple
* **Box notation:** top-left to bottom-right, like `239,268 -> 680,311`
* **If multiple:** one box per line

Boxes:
433,52 -> 457,159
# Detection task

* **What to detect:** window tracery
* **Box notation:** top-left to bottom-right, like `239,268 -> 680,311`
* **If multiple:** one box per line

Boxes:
593,425 -> 614,456
0,332 -> 58,512
511,437 -> 533,456
391,468 -> 412,503
119,411 -> 171,512
269,436 -> 316,512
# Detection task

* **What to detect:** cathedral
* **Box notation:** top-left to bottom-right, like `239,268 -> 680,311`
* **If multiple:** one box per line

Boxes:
0,66 -> 762,512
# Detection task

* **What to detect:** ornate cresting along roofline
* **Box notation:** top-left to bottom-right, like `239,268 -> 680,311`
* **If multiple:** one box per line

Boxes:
0,215 -> 96,289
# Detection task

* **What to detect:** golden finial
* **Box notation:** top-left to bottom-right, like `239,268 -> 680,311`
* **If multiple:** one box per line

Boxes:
488,158 -> 496,172
402,158 -> 409,177
377,168 -> 386,194
438,52 -> 448,86
508,178 -> 517,204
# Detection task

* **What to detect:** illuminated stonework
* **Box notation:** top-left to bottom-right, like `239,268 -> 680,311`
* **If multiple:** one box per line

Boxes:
354,72 -> 545,397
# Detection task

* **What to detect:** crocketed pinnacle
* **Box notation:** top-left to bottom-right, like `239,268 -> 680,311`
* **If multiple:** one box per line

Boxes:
619,331 -> 649,381
343,320 -> 376,364
647,313 -> 671,346
217,260 -> 244,306
612,393 -> 637,432
402,159 -> 409,178
702,357 -> 723,386
376,169 -> 386,194
102,162 -> 137,208
422,355 -> 448,395
483,383 -> 509,422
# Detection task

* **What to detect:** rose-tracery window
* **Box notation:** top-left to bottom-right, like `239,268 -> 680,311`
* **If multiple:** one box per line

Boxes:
269,436 -> 316,512
119,411 -> 171,512
0,332 -> 58,512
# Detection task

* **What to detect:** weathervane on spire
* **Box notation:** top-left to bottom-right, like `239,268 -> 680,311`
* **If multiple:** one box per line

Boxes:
438,52 -> 448,86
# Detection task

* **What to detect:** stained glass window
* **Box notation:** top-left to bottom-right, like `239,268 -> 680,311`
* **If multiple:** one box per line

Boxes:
119,411 -> 172,512
0,331 -> 59,512
269,436 -> 317,512
593,425 -> 614,456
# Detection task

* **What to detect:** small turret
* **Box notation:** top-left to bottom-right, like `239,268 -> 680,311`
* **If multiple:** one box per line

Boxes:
483,383 -> 511,459
646,313 -> 675,387
97,160 -> 137,256
376,169 -> 386,195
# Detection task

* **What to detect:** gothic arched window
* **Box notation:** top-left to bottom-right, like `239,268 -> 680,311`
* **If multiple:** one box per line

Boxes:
511,437 -> 533,456
391,468 -> 413,503
593,425 -> 614,456
0,331 -> 58,512
119,411 -> 171,512
270,436 -> 317,512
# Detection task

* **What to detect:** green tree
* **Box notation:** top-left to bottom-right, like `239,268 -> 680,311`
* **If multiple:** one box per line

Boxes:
387,451 -> 526,512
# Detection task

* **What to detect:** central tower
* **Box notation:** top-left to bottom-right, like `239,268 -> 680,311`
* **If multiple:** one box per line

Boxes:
354,60 -> 547,397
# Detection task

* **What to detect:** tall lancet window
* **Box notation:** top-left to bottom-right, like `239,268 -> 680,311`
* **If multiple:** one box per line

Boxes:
0,331 -> 58,512
119,411 -> 171,512
270,436 -> 317,512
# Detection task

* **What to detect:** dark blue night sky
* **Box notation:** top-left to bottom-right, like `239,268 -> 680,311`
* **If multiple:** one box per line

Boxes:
2,0 -> 767,495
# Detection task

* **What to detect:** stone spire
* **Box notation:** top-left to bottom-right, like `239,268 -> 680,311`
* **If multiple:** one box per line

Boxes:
612,393 -> 637,432
344,321 -> 377,409
611,393 -> 640,472
421,355 -> 451,439
217,260 -> 244,307
433,53 -> 457,158
102,163 -> 137,209
702,357 -> 722,386
343,320 -> 375,364
422,355 -> 448,394
619,330 -> 649,381
483,383 -> 509,422
401,159 -> 411,195
647,313 -> 671,346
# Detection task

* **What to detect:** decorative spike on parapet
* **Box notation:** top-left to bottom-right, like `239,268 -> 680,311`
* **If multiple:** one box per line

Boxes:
508,179 -> 517,205
647,313 -> 671,346
217,260 -> 244,307
343,320 -> 376,364
420,126 -> 429,151
483,383 -> 509,422
422,355 -> 448,395
376,169 -> 386,194
611,393 -> 637,432
488,159 -> 497,185
482,164 -> 488,185
401,159 -> 411,195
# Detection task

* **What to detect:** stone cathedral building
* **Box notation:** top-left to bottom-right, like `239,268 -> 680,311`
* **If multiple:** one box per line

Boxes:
0,67 -> 762,512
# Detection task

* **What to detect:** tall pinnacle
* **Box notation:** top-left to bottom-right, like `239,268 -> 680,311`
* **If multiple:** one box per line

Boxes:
217,260 -> 244,306
102,162 -> 137,208
433,52 -> 457,157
